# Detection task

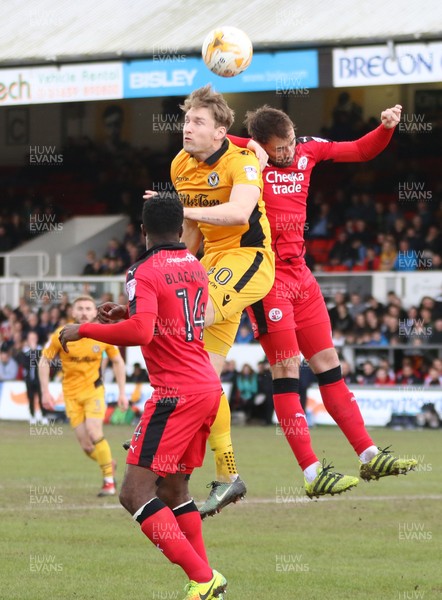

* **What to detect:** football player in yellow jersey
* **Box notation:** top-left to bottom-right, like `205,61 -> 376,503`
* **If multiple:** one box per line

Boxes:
144,85 -> 275,517
39,295 -> 128,497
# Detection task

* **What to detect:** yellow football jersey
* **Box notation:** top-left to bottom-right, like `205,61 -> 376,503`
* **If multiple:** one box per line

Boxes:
171,139 -> 272,256
42,327 -> 120,400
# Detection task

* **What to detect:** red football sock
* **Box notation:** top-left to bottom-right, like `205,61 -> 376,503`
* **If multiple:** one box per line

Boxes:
273,387 -> 318,471
319,379 -> 374,455
174,501 -> 209,564
140,503 -> 212,582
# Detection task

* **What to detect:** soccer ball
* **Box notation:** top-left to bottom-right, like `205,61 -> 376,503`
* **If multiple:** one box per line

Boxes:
202,26 -> 253,77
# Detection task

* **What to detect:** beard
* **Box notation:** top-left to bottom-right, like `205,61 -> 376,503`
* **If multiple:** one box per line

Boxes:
269,155 -> 294,168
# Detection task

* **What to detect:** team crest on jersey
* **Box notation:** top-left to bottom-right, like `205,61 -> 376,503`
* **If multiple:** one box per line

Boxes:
92,345 -> 100,353
244,165 -> 258,180
126,278 -> 137,301
268,308 -> 283,322
297,156 -> 308,170
207,171 -> 219,187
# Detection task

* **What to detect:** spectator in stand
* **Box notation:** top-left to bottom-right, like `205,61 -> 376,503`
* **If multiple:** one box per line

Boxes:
38,310 -> 52,343
364,294 -> 385,317
255,360 -> 274,425
391,217 -> 407,245
429,318 -> 442,345
395,360 -> 423,385
374,367 -> 395,386
235,323 -> 254,344
357,360 -> 377,385
309,203 -> 333,238
220,360 -> 238,406
127,362 -> 149,383
423,225 -> 442,256
17,331 -> 49,424
235,364 -> 258,420
405,226 -> 424,253
331,303 -> 354,334
329,231 -> 357,268
384,202 -> 404,233
0,344 -> 18,380
353,313 -> 368,342
82,250 -> 99,275
340,359 -> 358,384
348,292 -> 366,320
23,312 -> 44,342
424,367 -> 442,386
394,239 -> 418,271
379,239 -> 397,271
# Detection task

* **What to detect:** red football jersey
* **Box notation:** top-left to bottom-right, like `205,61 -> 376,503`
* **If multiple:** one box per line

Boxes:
127,242 -> 220,395
229,125 -> 394,264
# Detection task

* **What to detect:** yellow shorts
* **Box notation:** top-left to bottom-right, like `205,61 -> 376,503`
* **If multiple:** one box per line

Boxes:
202,247 -> 275,356
64,389 -> 106,429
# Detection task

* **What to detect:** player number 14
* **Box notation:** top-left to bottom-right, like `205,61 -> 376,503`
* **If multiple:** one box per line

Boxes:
175,287 -> 205,342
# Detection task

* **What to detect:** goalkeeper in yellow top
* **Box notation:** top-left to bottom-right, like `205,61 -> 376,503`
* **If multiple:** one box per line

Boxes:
39,295 -> 128,497
143,84 -> 275,517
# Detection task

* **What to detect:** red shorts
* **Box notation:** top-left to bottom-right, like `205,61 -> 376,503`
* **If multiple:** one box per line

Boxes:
126,387 -> 221,476
246,260 -> 333,363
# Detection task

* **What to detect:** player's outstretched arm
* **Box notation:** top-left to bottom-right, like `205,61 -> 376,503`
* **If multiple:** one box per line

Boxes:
184,184 -> 260,226
110,354 -> 128,410
380,104 -> 402,129
182,218 -> 203,256
38,355 -> 56,410
97,302 -> 128,323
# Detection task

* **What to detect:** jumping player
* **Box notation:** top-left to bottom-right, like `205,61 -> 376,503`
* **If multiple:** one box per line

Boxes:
59,194 -> 227,600
39,295 -> 127,497
145,85 -> 275,518
227,103 -> 417,497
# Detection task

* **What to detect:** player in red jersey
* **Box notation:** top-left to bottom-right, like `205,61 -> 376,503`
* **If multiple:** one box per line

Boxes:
59,193 -> 227,600
228,104 -> 417,497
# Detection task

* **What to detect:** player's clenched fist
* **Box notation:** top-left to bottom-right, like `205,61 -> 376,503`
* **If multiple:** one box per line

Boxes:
381,104 -> 402,129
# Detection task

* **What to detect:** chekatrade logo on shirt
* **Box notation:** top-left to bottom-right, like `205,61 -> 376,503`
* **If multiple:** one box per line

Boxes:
297,156 -> 308,170
208,171 -> 219,187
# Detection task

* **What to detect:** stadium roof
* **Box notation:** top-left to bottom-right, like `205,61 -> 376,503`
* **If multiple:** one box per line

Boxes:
2,0 -> 442,66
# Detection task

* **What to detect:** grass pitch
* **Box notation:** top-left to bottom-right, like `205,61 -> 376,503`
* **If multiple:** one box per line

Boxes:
2,421 -> 441,600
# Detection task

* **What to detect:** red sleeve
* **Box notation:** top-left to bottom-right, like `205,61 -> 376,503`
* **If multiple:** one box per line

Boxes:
327,125 -> 395,162
79,313 -> 156,346
227,134 -> 250,148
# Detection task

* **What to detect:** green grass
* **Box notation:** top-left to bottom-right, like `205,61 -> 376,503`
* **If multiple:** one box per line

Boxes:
2,422 -> 441,599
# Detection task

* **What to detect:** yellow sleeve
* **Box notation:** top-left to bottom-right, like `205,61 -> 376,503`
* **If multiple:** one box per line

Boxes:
104,344 -> 120,359
228,147 -> 262,188
42,328 -> 62,360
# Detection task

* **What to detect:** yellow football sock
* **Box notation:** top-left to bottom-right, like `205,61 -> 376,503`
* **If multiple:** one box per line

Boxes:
88,437 -> 113,479
208,391 -> 238,482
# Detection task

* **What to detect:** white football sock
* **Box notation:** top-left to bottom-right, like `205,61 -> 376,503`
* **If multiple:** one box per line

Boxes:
304,461 -> 321,483
359,445 -> 379,464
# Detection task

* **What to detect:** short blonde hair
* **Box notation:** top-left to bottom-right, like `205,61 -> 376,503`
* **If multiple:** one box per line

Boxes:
180,84 -> 234,130
72,295 -> 96,306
